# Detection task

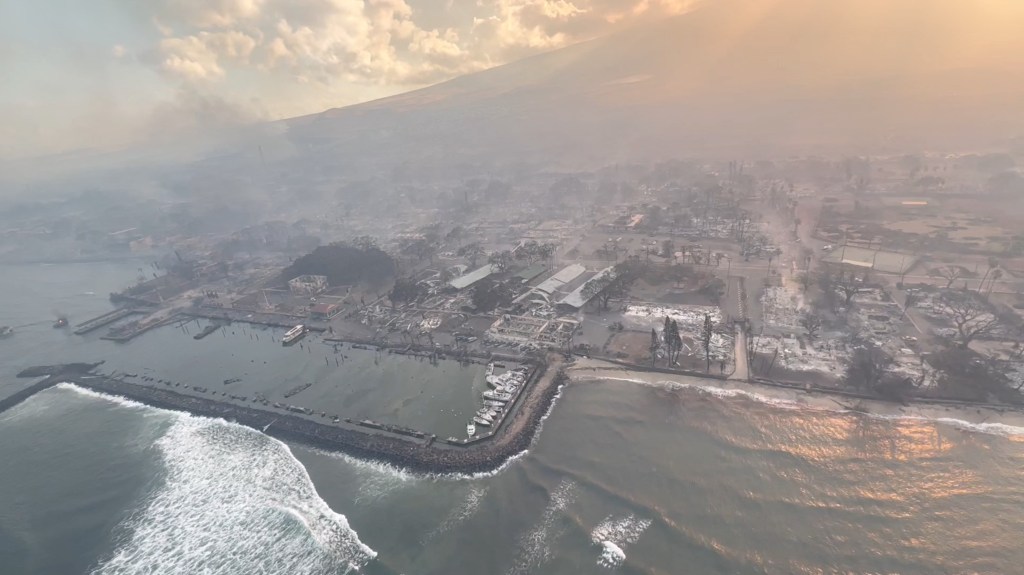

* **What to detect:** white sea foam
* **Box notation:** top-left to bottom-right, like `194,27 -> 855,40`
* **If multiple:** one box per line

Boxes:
590,514 -> 651,568
582,374 -> 803,410
322,451 -> 420,504
862,413 -> 1024,438
574,374 -> 1024,438
86,404 -> 375,574
56,382 -> 152,411
423,484 -> 489,543
507,479 -> 577,575
597,541 -> 626,569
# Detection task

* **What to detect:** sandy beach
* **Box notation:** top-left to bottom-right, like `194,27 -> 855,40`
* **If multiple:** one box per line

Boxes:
569,358 -> 1024,436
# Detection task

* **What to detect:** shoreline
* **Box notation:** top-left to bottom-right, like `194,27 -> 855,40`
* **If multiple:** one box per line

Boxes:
8,358 -> 566,475
569,358 -> 1024,433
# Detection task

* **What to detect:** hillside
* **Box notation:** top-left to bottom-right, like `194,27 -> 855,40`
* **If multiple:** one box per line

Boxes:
279,0 -> 1024,169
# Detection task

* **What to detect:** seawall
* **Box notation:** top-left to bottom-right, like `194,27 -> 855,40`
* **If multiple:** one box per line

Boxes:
10,359 -> 563,475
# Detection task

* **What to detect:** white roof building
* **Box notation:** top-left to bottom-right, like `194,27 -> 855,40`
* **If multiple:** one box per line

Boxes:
557,266 -> 616,309
449,264 -> 497,290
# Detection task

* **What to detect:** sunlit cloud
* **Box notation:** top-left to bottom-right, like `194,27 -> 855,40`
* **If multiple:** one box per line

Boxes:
2,0 -> 696,158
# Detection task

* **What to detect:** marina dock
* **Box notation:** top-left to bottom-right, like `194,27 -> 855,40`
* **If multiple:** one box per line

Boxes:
184,308 -> 328,332
73,308 -> 142,335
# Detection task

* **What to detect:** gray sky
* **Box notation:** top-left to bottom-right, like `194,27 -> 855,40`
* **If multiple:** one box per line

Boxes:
0,0 -> 694,160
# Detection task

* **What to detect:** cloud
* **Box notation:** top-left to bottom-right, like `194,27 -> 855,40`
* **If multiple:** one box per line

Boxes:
149,0 -> 697,88
158,0 -> 265,28
2,0 -> 700,159
158,31 -> 259,81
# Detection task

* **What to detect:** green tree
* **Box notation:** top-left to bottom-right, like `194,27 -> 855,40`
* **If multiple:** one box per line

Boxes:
649,328 -> 660,366
488,250 -> 513,273
701,314 -> 714,372
471,279 -> 511,312
582,262 -> 641,310
389,277 -> 423,309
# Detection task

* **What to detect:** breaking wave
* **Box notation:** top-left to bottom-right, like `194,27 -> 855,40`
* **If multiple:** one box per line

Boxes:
57,382 -> 151,411
579,374 -> 803,410
573,374 -> 1024,438
506,479 -> 577,575
590,514 -> 652,568
66,387 -> 377,575
323,451 -> 421,505
863,413 -> 1024,438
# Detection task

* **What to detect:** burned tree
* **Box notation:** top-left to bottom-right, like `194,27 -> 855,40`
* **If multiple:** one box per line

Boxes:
800,311 -> 822,340
844,343 -> 895,391
938,291 -> 1001,348
833,268 -> 863,307
931,265 -> 964,289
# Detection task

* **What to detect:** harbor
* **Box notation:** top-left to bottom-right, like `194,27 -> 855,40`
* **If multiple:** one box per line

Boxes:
9,358 -> 563,475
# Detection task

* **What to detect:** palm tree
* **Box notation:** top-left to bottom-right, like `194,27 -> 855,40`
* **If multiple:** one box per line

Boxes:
986,268 -> 1004,296
978,257 -> 999,294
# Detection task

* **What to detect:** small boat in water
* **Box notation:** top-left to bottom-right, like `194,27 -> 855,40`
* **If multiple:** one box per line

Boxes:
483,399 -> 506,407
53,317 -> 69,329
467,422 -> 476,437
282,325 -> 307,345
473,416 -> 492,427
0,326 -> 12,338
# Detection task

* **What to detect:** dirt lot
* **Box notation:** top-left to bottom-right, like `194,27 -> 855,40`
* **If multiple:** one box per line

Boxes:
605,330 -> 653,359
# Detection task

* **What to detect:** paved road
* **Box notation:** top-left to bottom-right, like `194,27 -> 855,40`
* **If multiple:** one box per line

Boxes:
730,323 -> 750,381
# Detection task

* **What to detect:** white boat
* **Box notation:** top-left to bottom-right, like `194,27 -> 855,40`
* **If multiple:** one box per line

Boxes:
473,416 -> 492,427
282,325 -> 306,345
0,326 -> 12,338
467,422 -> 476,437
485,362 -> 495,376
483,390 -> 513,402
483,399 -> 506,407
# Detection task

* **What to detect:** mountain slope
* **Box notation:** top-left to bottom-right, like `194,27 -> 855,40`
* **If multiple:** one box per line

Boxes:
285,0 -> 1024,168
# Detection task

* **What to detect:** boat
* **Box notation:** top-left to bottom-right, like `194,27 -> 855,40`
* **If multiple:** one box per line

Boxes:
282,325 -> 307,345
483,390 -> 513,402
473,416 -> 492,427
53,317 -> 69,328
483,399 -> 506,407
0,326 -> 12,338
485,362 -> 494,376
467,422 -> 476,437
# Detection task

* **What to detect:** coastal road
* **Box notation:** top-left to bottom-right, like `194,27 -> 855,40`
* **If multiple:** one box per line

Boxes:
731,324 -> 750,381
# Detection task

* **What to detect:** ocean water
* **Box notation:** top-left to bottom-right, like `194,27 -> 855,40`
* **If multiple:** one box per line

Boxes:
4,262 -> 1024,574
